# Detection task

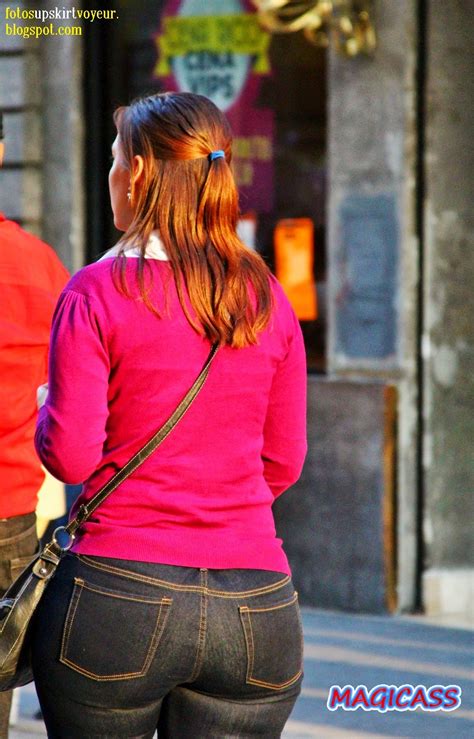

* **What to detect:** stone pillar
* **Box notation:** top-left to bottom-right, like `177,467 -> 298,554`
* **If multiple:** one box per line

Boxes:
40,0 -> 84,273
421,1 -> 474,622
327,0 -> 419,610
0,1 -> 43,235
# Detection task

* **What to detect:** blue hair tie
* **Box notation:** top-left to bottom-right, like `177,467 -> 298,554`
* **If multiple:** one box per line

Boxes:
209,150 -> 225,162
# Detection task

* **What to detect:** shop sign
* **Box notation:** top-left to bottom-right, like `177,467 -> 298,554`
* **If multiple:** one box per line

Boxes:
154,0 -> 275,213
274,218 -> 318,321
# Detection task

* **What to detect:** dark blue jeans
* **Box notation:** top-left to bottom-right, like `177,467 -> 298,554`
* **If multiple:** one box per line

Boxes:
31,554 -> 304,738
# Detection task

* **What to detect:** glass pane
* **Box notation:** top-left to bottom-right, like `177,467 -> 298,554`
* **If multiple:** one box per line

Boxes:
84,0 -> 327,372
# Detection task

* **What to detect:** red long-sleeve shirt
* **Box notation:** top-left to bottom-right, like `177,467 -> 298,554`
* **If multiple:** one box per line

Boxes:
0,213 -> 69,518
35,256 -> 307,574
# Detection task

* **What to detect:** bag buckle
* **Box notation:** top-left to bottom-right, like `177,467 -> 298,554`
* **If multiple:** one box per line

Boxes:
51,526 -> 75,553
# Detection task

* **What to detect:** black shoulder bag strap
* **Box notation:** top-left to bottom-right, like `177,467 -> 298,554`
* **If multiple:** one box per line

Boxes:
43,342 -> 219,559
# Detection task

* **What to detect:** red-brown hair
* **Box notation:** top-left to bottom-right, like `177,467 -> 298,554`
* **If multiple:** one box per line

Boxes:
112,92 -> 273,348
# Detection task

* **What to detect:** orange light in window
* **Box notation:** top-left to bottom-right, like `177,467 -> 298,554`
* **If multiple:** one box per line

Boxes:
274,218 -> 318,320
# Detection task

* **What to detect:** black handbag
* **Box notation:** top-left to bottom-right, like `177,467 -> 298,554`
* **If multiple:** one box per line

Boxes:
0,342 -> 218,691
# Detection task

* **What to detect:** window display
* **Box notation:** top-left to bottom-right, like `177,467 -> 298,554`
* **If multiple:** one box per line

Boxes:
84,0 -> 326,370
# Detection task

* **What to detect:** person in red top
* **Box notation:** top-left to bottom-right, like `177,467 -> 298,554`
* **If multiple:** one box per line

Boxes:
0,112 -> 69,734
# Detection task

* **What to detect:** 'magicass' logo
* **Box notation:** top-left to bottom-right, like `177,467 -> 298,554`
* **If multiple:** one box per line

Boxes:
327,684 -> 462,712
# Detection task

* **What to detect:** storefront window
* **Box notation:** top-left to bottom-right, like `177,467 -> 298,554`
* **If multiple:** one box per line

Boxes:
84,0 -> 326,372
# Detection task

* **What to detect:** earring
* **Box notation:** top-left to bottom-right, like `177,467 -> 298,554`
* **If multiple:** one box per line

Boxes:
127,187 -> 131,202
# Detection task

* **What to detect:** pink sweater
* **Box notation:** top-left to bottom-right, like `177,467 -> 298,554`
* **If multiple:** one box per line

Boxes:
35,258 -> 307,575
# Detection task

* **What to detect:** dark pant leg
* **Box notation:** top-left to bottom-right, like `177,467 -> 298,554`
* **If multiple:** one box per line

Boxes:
32,555 -> 201,738
157,685 -> 300,739
0,512 -> 38,738
31,557 -> 302,738
158,569 -> 303,739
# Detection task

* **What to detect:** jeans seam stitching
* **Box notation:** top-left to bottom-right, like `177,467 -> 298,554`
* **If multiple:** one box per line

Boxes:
239,595 -> 303,691
207,578 -> 290,597
246,671 -> 303,690
239,608 -> 254,682
188,569 -> 208,682
60,578 -> 83,666
244,592 -> 298,614
60,578 -> 173,680
141,598 -> 172,675
79,580 -> 169,605
78,555 -> 290,597
59,657 -> 146,681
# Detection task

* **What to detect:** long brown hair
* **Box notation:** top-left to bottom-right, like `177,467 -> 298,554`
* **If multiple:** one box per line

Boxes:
112,92 -> 273,348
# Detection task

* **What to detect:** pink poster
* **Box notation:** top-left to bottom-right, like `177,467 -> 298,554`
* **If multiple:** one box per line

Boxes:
153,0 -> 274,213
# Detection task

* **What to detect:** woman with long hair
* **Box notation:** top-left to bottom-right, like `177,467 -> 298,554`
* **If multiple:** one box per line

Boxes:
33,92 -> 307,738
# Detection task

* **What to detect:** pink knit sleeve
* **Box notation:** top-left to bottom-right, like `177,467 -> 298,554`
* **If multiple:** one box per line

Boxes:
261,306 -> 308,499
35,289 -> 110,484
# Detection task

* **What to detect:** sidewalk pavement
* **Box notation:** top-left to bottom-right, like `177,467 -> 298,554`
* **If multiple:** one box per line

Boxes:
9,607 -> 474,738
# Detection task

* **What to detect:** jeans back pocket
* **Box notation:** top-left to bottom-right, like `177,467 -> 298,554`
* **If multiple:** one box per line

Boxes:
60,577 -> 172,681
239,591 -> 303,691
